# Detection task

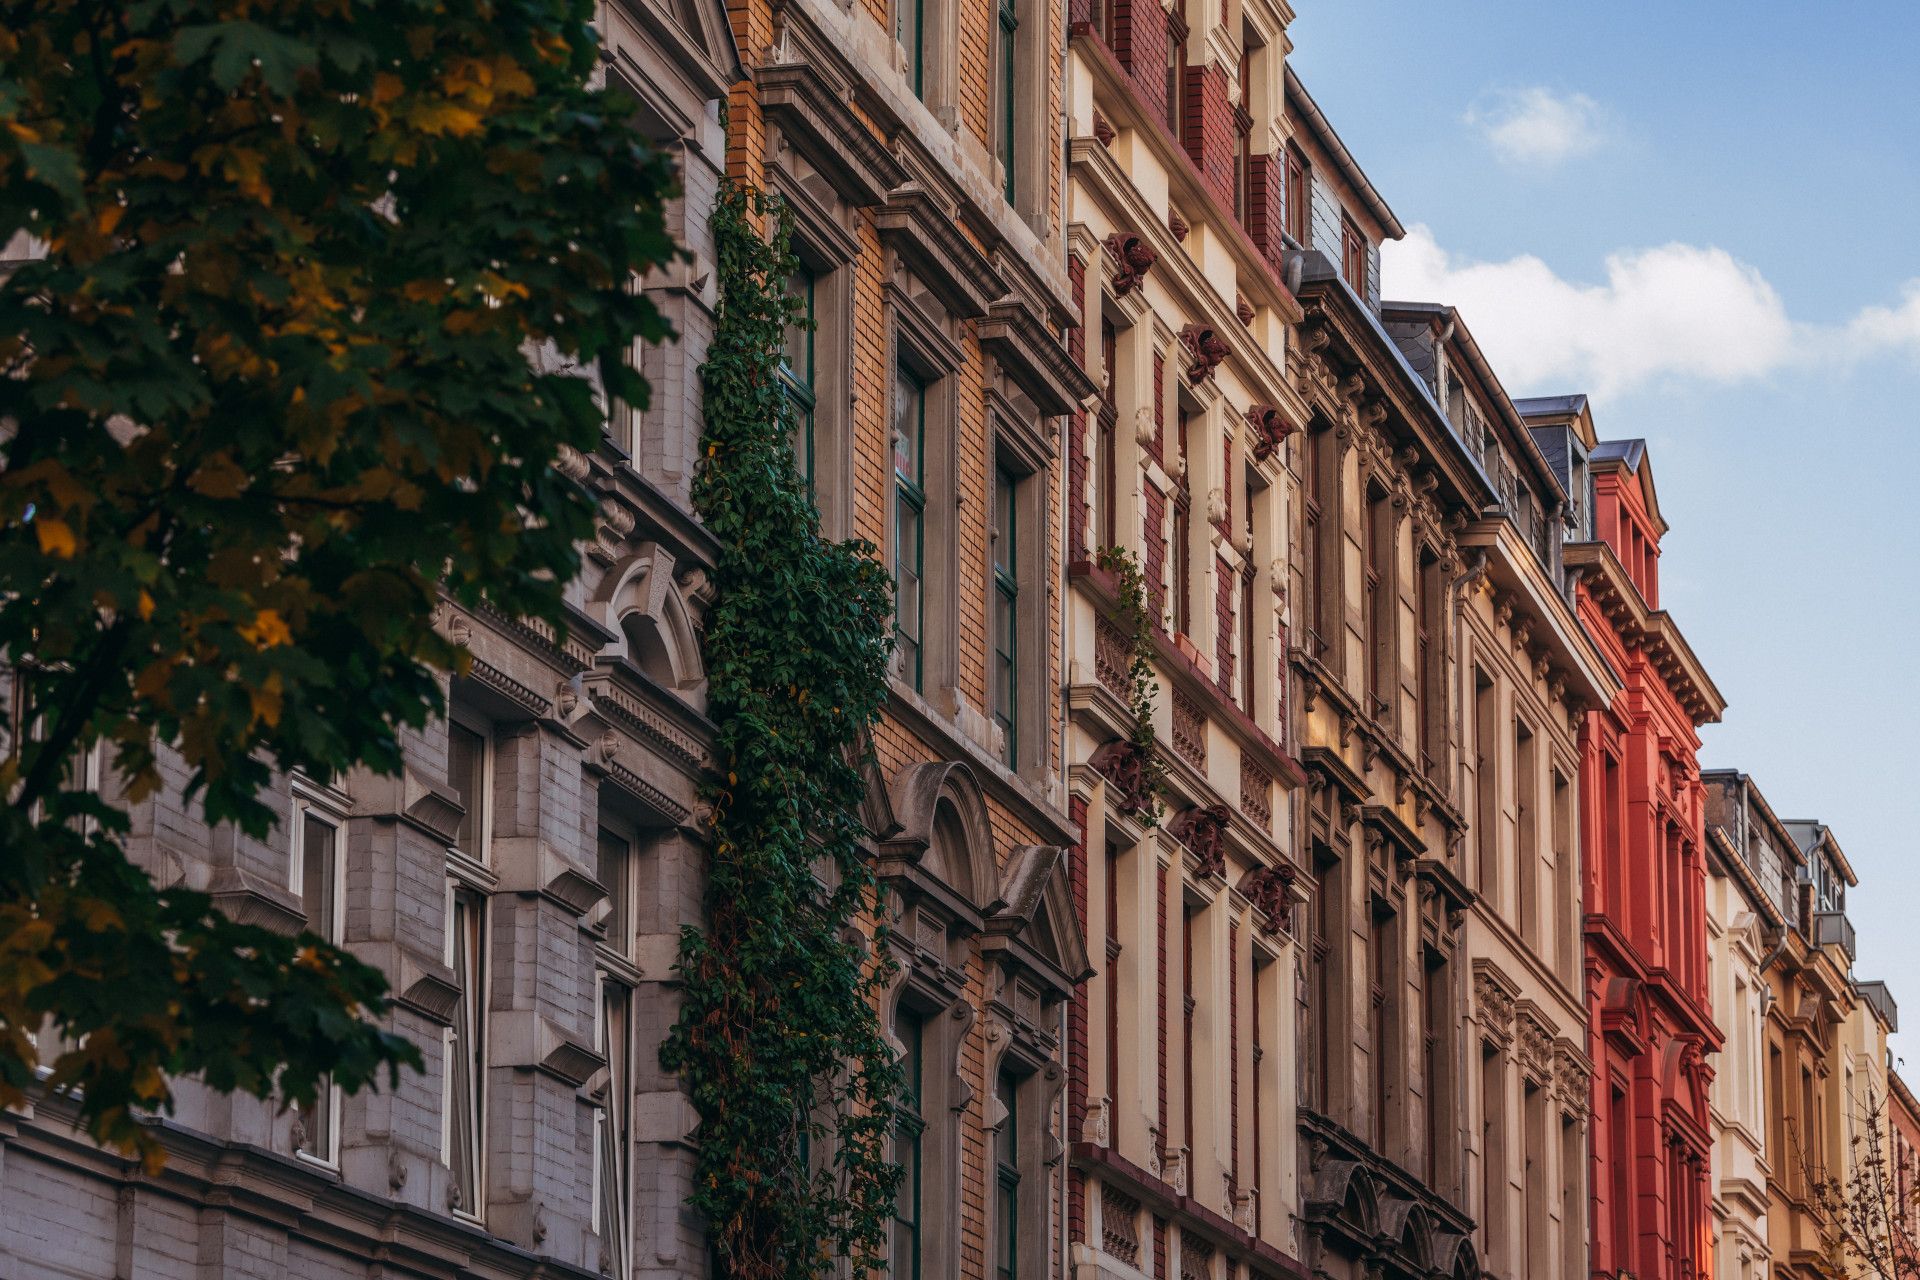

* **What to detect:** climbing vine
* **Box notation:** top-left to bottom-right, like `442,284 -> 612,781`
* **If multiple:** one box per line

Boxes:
662,180 -> 902,1279
1095,544 -> 1168,825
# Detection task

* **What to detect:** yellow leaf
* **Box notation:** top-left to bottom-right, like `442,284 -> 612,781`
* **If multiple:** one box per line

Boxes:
248,673 -> 284,727
137,590 -> 155,621
34,518 -> 76,558
238,609 -> 292,648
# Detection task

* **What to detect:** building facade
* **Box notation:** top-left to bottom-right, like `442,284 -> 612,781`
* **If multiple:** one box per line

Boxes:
1060,0 -> 1317,1276
1282,78 -> 1492,1280
1382,309 -> 1614,1280
729,0 -> 1101,1274
1,2 -> 743,1277
1702,770 -> 1796,1280
1527,402 -> 1728,1280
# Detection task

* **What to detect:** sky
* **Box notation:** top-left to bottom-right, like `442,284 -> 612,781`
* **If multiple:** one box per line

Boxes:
1284,1 -> 1920,1062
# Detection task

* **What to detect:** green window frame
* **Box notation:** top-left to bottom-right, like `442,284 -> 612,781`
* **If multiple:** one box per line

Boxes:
894,1008 -> 926,1280
780,266 -> 817,490
992,466 -> 1018,766
995,1069 -> 1020,1280
996,0 -> 1018,204
893,366 -> 926,690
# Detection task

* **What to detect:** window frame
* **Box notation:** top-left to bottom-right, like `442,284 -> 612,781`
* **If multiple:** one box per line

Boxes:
593,972 -> 634,1279
444,882 -> 489,1224
893,1005 -> 927,1280
894,363 -> 929,691
1341,216 -> 1369,296
995,0 -> 1019,205
290,785 -> 347,1169
991,464 -> 1021,767
780,263 -> 818,491
1284,145 -> 1310,246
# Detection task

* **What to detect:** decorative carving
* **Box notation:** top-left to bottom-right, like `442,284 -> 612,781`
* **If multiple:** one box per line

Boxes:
1104,232 -> 1157,297
1239,862 -> 1296,935
1245,403 -> 1296,461
1083,1095 -> 1113,1147
1101,1182 -> 1143,1265
1168,207 -> 1189,242
1092,110 -> 1115,146
1170,689 -> 1207,768
1238,757 -> 1273,831
1091,738 -> 1156,817
1178,324 -> 1229,383
1235,292 -> 1255,326
554,442 -> 592,481
1474,965 -> 1517,1041
1168,804 -> 1232,880
1094,615 -> 1130,698
1518,1011 -> 1555,1084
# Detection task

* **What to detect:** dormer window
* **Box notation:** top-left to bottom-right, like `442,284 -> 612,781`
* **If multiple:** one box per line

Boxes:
1341,217 -> 1368,296
1284,145 -> 1310,245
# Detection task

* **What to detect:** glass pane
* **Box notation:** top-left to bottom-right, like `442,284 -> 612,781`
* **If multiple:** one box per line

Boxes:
448,722 -> 485,859
782,269 -> 813,384
598,828 -> 630,952
994,470 -> 1016,574
893,368 -> 922,481
301,812 -> 336,940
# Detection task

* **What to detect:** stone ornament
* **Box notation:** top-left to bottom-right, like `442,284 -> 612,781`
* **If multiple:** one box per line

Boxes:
1104,232 -> 1157,297
1168,803 -> 1233,880
1245,403 -> 1295,461
1179,323 -> 1229,384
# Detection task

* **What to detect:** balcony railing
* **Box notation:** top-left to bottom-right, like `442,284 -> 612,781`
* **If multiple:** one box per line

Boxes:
1813,910 -> 1857,962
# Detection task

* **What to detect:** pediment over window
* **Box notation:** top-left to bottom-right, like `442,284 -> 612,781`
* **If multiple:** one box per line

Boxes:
607,0 -> 742,106
882,760 -> 1004,927
984,843 -> 1093,995
590,543 -> 707,710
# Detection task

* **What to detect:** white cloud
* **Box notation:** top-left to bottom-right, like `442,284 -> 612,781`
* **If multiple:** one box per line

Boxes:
1382,225 -> 1796,398
1465,87 -> 1605,166
1843,280 -> 1920,354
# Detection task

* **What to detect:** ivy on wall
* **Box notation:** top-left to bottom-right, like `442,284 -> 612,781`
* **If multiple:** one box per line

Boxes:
1095,544 -> 1168,825
662,180 -> 902,1279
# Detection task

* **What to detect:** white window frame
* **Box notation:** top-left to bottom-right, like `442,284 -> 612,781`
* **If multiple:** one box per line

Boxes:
442,882 -> 490,1224
290,780 -> 348,1169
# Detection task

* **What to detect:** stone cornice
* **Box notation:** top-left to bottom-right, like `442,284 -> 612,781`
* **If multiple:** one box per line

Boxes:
754,56 -> 906,209
875,184 -> 1009,320
977,295 -> 1101,416
1565,539 -> 1725,726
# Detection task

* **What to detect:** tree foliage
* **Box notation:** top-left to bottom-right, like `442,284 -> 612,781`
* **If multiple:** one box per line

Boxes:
1095,543 -> 1166,824
0,0 -> 677,1159
1805,1089 -> 1920,1279
660,181 -> 902,1280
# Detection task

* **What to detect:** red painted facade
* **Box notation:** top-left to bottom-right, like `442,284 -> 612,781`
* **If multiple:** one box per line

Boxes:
1575,441 -> 1726,1280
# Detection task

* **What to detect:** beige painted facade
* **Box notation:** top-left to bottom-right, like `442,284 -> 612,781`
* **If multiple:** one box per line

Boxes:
1063,4 -> 1316,1279
1380,310 -> 1613,1280
1704,772 -> 1786,1280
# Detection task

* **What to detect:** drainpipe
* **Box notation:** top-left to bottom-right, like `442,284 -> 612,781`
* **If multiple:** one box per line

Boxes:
1059,997 -> 1072,1280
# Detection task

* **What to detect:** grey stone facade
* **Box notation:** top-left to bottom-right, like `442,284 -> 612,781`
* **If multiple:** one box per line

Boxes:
0,1 -> 739,1277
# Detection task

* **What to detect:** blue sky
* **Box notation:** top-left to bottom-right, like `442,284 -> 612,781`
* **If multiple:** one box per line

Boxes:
1287,2 -> 1920,1061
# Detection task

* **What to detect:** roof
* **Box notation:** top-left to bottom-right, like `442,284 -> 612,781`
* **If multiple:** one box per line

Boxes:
1589,437 -> 1667,535
1381,300 -> 1568,506
1283,65 -> 1405,240
1785,819 -> 1860,887
1513,394 -> 1590,417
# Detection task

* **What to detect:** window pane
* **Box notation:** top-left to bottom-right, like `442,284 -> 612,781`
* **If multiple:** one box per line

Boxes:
301,812 -> 336,940
996,1070 -> 1019,1280
894,1007 -> 925,1280
598,828 -> 630,953
449,890 -> 485,1218
893,368 -> 922,482
448,722 -> 486,859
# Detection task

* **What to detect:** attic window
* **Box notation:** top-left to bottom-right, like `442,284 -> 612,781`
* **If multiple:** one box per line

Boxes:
1341,217 -> 1367,295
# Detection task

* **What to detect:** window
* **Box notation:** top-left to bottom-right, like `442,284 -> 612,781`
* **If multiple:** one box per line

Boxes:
1517,723 -> 1539,946
1310,843 -> 1337,1110
1552,771 -> 1575,981
1482,1045 -> 1507,1269
1165,18 -> 1185,138
1234,41 -> 1254,223
897,0 -> 925,97
1524,1082 -> 1548,1278
598,825 -> 633,957
1341,218 -> 1368,295
447,886 -> 487,1221
1423,951 -> 1445,1185
292,799 -> 343,1164
894,1008 -> 926,1280
1610,1082 -> 1633,1263
995,1070 -> 1021,1280
781,266 -> 817,489
1475,670 -> 1498,902
1370,901 -> 1394,1151
1182,902 -> 1198,1151
595,977 -> 632,1279
448,719 -> 490,864
1415,551 -> 1441,773
894,366 -> 927,689
1096,320 -> 1119,550
995,0 -> 1018,205
1302,424 -> 1326,652
1104,840 -> 1124,1115
992,466 -> 1019,766
1364,485 -> 1393,718
1173,407 -> 1193,636
1284,146 -> 1310,245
